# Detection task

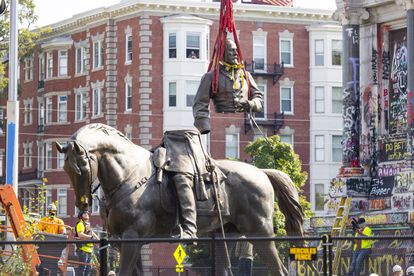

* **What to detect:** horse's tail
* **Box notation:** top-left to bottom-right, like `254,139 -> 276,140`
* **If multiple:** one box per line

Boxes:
261,169 -> 304,237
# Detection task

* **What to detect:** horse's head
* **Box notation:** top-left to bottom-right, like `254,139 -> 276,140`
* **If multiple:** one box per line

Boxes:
56,140 -> 98,211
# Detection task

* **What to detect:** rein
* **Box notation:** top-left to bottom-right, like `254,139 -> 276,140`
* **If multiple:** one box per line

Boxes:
77,142 -> 96,207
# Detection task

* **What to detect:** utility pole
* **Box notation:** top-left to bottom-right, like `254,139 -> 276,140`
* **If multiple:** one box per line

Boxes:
6,0 -> 19,194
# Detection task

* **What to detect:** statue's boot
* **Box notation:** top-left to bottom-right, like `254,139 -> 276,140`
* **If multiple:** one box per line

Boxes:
173,174 -> 198,239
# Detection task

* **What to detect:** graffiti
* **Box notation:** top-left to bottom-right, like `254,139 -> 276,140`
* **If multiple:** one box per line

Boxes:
379,139 -> 408,162
392,193 -> 413,211
326,198 -> 340,213
369,176 -> 394,197
309,216 -> 336,228
371,48 -> 378,84
345,26 -> 359,45
382,50 -> 391,80
350,198 -> 369,212
364,212 -> 408,225
346,178 -> 371,196
329,179 -> 347,197
394,171 -> 414,193
378,166 -> 402,177
369,198 -> 391,210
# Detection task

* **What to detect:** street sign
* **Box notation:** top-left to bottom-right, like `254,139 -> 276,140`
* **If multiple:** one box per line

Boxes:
176,264 -> 184,273
289,247 -> 317,261
173,243 -> 186,265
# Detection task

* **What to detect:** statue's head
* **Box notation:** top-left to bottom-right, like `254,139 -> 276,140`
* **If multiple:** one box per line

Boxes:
224,39 -> 238,65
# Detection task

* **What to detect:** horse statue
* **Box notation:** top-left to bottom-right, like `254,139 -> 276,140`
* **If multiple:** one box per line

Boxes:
56,123 -> 305,275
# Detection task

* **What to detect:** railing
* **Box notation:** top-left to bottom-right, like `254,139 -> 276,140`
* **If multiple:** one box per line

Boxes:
244,112 -> 284,134
244,61 -> 284,84
38,80 -> 44,90
37,124 -> 44,133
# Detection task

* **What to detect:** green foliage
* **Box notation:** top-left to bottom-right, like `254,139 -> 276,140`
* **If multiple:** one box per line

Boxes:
0,0 -> 50,91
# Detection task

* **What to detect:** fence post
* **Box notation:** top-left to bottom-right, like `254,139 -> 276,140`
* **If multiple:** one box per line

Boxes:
322,234 -> 328,276
100,238 -> 108,276
211,234 -> 216,276
328,234 -> 333,276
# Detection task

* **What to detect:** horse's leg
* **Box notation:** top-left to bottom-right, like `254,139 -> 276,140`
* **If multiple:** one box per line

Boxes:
215,237 -> 233,276
118,229 -> 142,276
253,240 -> 288,276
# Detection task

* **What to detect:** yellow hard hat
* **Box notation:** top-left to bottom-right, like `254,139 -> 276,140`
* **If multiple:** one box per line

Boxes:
48,204 -> 57,212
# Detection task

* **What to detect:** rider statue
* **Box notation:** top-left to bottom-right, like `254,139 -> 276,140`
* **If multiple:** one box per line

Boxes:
193,38 -> 264,134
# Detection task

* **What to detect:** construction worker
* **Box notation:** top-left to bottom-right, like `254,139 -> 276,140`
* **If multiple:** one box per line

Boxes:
38,203 -> 66,235
75,209 -> 99,276
348,217 -> 373,276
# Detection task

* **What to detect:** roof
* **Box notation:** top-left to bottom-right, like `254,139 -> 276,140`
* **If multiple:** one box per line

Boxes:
250,0 -> 293,6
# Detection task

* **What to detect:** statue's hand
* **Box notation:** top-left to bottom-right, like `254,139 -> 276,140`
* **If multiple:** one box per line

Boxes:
235,99 -> 252,112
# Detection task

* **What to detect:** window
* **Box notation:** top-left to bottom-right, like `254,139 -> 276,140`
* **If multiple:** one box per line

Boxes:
280,134 -> 293,145
92,188 -> 102,214
45,190 -> 52,215
0,109 -> 4,133
58,50 -> 68,76
38,55 -> 45,81
38,101 -> 45,126
314,184 -> 325,211
332,40 -> 342,66
24,102 -> 33,125
332,87 -> 342,114
315,87 -> 325,113
24,58 -> 33,81
225,133 -> 239,159
93,40 -> 104,69
57,142 -> 66,169
169,33 -> 177,58
58,96 -> 67,123
280,87 -> 293,114
76,47 -> 87,74
125,83 -> 132,111
280,39 -> 292,66
315,40 -> 324,66
45,143 -> 52,170
125,126 -> 132,141
46,52 -> 53,79
75,90 -> 87,120
186,33 -> 200,59
93,87 -> 104,116
126,34 -> 132,63
45,97 -> 52,124
253,36 -> 266,71
315,135 -> 325,161
168,82 -> 177,107
23,143 -> 32,168
185,81 -> 199,107
206,34 -> 210,60
332,135 -> 342,162
57,188 -> 67,216
255,84 -> 266,119
38,144 -> 44,172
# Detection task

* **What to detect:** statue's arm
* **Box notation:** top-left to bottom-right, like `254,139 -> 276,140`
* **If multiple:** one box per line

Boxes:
248,73 -> 264,113
193,72 -> 213,134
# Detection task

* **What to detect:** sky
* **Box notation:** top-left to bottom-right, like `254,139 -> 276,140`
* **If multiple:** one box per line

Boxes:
33,0 -> 337,28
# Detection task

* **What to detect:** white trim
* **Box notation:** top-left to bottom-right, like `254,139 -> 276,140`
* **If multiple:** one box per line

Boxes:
125,74 -> 133,112
314,135 -> 325,162
58,50 -> 68,76
255,80 -> 267,119
252,30 -> 267,72
57,95 -> 68,123
280,86 -> 294,115
125,33 -> 133,64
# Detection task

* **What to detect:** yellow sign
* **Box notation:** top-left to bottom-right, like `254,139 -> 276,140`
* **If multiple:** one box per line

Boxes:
289,247 -> 317,261
176,264 -> 184,273
173,243 -> 186,265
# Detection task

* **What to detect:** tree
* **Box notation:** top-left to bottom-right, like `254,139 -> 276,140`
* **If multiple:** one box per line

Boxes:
0,0 -> 49,91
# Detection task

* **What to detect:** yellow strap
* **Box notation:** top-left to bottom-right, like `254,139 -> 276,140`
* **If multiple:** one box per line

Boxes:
220,61 -> 245,89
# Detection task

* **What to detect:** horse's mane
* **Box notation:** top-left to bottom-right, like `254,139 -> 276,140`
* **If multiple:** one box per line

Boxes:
71,123 -> 136,152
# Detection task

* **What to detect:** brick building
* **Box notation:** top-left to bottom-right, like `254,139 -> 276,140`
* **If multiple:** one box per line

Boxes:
0,0 -> 335,230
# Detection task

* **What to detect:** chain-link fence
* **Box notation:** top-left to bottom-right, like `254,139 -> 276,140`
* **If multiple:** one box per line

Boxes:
1,235 -> 413,275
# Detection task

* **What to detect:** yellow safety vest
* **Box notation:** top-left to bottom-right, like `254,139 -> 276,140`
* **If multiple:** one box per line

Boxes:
354,226 -> 373,250
75,220 -> 94,253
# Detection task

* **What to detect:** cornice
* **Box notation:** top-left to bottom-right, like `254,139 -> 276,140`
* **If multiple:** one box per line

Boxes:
40,0 -> 335,39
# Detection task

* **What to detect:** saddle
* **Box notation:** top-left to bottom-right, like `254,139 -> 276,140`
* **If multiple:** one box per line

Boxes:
152,130 -> 229,217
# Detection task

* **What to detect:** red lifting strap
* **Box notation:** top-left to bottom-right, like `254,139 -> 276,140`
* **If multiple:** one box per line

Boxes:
208,0 -> 250,96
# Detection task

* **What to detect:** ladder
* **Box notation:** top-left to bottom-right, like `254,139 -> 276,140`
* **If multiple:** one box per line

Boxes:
331,196 -> 352,274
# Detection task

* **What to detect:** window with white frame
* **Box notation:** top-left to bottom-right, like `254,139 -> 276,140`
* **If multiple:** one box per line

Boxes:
332,40 -> 342,66
23,143 -> 29,168
22,189 -> 31,211
93,40 -> 104,69
280,134 -> 293,145
255,84 -> 266,119
38,101 -> 45,126
93,87 -> 104,117
253,35 -> 266,71
24,101 -> 33,125
57,141 -> 66,169
45,97 -> 52,124
38,54 -> 45,81
206,34 -> 210,60
58,95 -> 67,123
75,90 -> 87,121
314,40 -> 324,66
38,143 -> 44,172
185,81 -> 199,107
315,135 -> 325,161
332,87 -> 342,114
126,34 -> 132,63
45,189 -> 52,216
76,47 -> 87,74
280,39 -> 292,66
46,52 -> 53,79
225,133 -> 239,159
58,50 -> 68,76
315,86 -> 325,113
314,184 -> 325,211
0,109 -> 4,133
280,87 -> 293,114
125,125 -> 132,141
168,82 -> 177,107
24,57 -> 33,81
169,33 -> 177,58
125,82 -> 132,112
57,188 -> 67,216
332,135 -> 342,162
186,33 -> 200,59
45,142 -> 53,170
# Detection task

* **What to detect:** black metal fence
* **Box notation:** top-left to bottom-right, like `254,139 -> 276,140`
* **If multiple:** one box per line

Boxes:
0,235 -> 413,276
